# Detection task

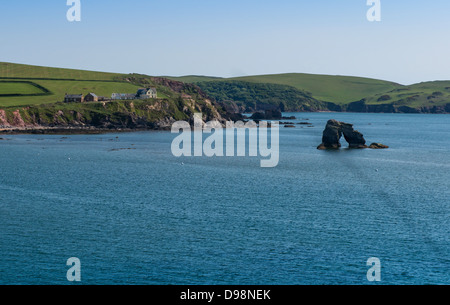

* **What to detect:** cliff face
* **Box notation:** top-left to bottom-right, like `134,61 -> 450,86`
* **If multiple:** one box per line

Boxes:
0,99 -> 227,131
344,99 -> 450,114
213,97 -> 450,114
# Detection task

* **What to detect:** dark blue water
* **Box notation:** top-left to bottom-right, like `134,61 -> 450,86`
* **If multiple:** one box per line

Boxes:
0,113 -> 449,285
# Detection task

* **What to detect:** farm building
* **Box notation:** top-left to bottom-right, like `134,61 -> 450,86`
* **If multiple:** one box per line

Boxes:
98,96 -> 109,102
85,93 -> 98,102
111,93 -> 137,100
137,88 -> 157,99
111,88 -> 157,100
64,94 -> 84,103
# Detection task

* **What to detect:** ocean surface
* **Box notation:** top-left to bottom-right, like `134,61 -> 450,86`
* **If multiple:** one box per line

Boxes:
0,113 -> 449,285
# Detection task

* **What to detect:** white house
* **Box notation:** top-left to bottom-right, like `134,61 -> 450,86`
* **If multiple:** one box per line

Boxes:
137,88 -> 157,99
111,88 -> 157,100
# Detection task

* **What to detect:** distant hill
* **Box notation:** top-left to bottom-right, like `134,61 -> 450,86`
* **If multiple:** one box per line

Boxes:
170,73 -> 450,113
165,75 -> 224,83
193,80 -> 333,113
169,73 -> 402,105
363,81 -> 450,108
227,73 -> 403,105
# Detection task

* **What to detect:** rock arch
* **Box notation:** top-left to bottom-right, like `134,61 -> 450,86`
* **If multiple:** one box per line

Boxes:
317,119 -> 367,149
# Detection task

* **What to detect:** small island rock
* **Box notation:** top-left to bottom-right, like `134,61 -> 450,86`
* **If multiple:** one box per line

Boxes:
369,143 -> 389,149
317,119 -> 368,149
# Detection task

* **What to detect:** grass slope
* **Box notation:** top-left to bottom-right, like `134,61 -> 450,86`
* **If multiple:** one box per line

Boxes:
0,79 -> 141,107
192,74 -> 398,105
0,62 -> 121,81
228,73 -> 403,104
365,81 -> 450,107
0,81 -> 46,95
170,73 -> 404,104
173,73 -> 450,110
165,75 -> 224,83
0,63 -> 226,129
196,80 -> 328,112
0,62 -> 142,107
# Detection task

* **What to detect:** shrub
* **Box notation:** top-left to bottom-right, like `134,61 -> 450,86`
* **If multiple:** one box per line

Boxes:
377,95 -> 391,102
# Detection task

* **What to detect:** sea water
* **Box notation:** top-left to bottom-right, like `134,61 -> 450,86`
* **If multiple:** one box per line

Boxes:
0,113 -> 449,284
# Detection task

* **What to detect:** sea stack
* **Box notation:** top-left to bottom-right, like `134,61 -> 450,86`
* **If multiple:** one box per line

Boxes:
317,119 -> 371,149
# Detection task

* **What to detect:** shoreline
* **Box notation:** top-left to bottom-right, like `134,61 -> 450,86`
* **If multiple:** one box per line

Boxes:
1,111 -> 449,136
0,126 -> 170,135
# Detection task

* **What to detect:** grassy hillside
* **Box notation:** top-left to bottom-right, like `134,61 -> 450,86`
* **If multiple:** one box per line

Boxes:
173,72 -> 450,112
0,63 -> 229,131
0,62 -> 143,107
196,80 -> 330,112
0,80 -> 142,107
228,73 -> 403,104
364,81 -> 450,107
3,62 -> 449,113
0,62 -> 121,81
170,73 -> 403,105
165,75 -> 224,83
0,81 -> 46,95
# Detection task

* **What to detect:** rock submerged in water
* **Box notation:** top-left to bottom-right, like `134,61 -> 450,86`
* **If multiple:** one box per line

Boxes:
317,119 -> 387,150
369,143 -> 389,149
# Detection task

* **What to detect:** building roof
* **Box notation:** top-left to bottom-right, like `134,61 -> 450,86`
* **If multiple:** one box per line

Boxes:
137,88 -> 157,95
87,93 -> 98,97
65,94 -> 83,98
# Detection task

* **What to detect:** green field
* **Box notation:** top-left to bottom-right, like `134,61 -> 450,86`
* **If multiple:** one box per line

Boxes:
0,79 -> 141,107
230,74 -> 403,104
165,75 -> 224,83
0,62 -> 120,81
0,62 -> 143,107
0,81 -> 46,95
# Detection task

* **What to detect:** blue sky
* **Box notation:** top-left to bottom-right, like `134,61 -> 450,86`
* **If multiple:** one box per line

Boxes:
1,0 -> 450,84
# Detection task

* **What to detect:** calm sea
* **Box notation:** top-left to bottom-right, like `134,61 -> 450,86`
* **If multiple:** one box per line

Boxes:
0,113 -> 449,285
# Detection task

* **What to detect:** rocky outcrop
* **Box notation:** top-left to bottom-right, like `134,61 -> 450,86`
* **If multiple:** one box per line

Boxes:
251,109 -> 283,120
317,120 -> 377,150
369,143 -> 389,149
317,119 -> 344,149
0,109 -> 11,128
344,99 -> 450,114
0,94 -> 231,133
217,101 -> 245,114
341,123 -> 367,148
